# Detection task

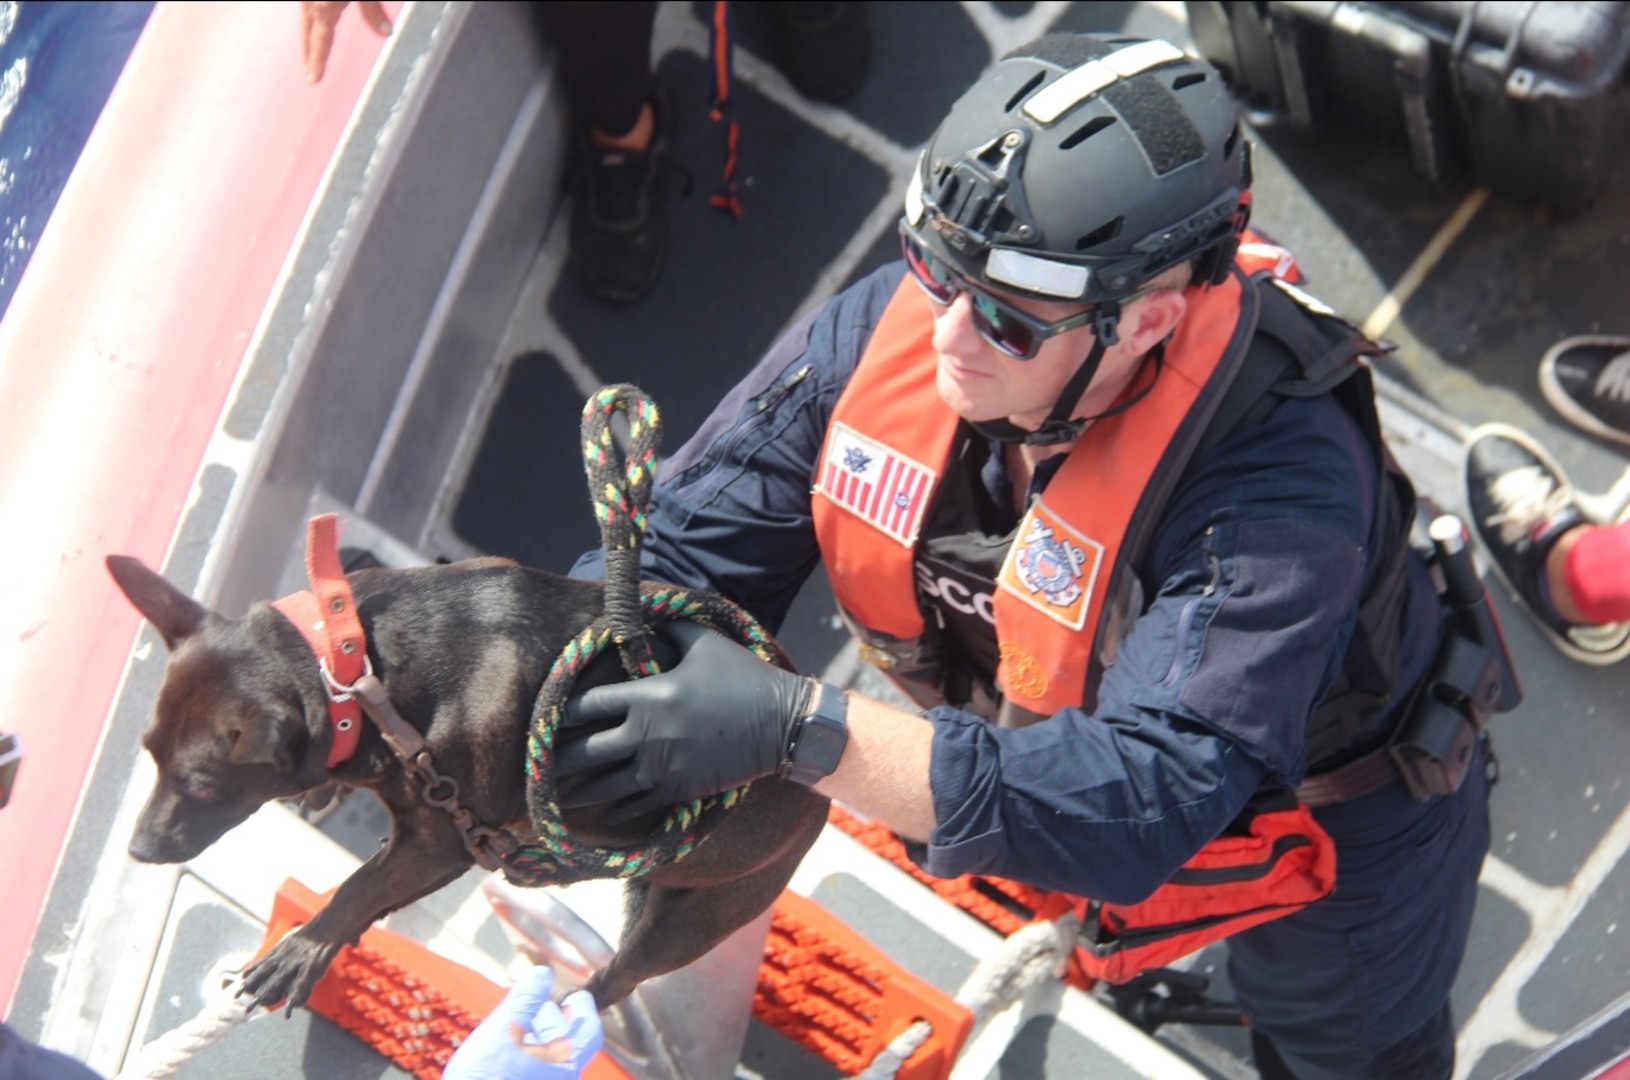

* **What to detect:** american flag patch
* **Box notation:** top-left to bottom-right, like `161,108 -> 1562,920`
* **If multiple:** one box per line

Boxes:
817,423 -> 937,545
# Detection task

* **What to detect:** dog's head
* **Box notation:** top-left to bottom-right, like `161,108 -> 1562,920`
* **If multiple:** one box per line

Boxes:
107,556 -> 332,863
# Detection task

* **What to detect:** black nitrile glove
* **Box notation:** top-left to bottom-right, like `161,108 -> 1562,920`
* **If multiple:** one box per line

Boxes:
555,619 -> 815,823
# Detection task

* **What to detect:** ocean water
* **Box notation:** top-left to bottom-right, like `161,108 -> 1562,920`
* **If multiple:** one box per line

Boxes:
0,0 -> 152,319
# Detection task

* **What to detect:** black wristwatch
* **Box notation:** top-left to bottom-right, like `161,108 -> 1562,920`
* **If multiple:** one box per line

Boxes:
782,681 -> 849,787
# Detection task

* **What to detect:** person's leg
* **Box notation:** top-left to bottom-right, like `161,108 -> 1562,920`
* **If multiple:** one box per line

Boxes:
1463,423 -> 1630,664
1248,1027 -> 1301,1080
756,1 -> 871,103
533,2 -> 668,305
1228,749 -> 1489,1079
1250,1003 -> 1454,1080
1556,516 -> 1630,625
535,2 -> 657,141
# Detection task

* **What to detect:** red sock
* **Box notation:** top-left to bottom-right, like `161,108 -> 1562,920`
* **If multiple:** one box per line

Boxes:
1564,518 -> 1630,624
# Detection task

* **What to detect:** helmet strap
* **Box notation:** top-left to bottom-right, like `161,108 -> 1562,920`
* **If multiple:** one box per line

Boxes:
968,333 -> 1106,446
973,299 -> 1148,447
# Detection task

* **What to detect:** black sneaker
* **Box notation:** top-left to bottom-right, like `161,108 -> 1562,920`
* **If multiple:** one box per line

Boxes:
1463,423 -> 1630,665
568,92 -> 672,305
767,2 -> 871,104
1539,336 -> 1630,448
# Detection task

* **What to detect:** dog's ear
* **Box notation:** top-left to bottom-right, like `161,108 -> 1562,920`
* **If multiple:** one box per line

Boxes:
228,712 -> 303,774
106,555 -> 208,649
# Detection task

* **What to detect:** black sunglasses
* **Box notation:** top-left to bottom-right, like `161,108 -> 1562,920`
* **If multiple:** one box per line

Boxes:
899,223 -> 1097,360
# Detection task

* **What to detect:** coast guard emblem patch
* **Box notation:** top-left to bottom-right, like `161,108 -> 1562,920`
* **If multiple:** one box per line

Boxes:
998,499 -> 1103,630
817,423 -> 937,545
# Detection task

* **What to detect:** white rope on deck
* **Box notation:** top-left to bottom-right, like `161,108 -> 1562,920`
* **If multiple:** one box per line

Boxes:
855,912 -> 1082,1080
112,979 -> 262,1080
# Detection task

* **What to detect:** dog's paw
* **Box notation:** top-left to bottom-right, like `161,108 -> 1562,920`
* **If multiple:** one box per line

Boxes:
238,933 -> 341,1016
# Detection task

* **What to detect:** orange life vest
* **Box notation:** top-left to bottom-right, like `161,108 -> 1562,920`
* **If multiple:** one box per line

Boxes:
811,250 -> 1339,981
814,261 -> 1264,718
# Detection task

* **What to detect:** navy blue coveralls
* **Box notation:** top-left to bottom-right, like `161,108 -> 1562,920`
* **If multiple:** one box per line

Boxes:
576,262 -> 1491,1079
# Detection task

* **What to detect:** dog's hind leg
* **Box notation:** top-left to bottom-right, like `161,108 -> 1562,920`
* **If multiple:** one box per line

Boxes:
585,869 -> 783,1009
583,806 -> 825,1008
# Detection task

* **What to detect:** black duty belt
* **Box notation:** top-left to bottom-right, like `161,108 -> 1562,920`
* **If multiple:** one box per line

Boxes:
1297,514 -> 1522,807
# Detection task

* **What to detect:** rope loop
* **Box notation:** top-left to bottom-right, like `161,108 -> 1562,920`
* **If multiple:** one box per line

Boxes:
511,385 -> 791,887
581,385 -> 664,678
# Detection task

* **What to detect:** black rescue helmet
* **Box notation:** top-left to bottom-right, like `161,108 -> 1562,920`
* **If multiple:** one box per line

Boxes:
905,34 -> 1252,314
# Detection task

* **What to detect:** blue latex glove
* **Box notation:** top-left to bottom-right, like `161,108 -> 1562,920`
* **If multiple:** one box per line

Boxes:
443,966 -> 603,1080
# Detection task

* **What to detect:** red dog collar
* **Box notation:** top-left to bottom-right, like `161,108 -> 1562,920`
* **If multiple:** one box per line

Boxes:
271,513 -> 367,768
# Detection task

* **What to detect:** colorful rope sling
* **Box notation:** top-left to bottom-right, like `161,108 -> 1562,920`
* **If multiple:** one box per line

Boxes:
504,385 -> 790,886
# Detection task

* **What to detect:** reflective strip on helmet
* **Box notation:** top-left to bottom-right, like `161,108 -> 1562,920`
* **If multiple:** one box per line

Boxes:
986,249 -> 1090,299
905,157 -> 926,225
1022,39 -> 1186,125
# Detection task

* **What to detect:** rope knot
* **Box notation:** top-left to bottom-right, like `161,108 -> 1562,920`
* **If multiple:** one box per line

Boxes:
511,385 -> 791,886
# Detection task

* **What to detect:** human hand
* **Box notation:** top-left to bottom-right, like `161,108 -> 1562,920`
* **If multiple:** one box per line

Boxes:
299,1 -> 392,83
443,966 -> 602,1080
555,619 -> 815,823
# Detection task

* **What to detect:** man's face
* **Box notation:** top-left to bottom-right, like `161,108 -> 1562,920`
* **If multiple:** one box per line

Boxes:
929,283 -> 1143,431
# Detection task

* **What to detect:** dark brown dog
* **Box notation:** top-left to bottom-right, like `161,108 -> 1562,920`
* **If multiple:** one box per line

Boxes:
106,554 -> 828,1013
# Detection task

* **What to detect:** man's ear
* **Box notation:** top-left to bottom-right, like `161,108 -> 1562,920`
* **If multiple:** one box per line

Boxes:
106,555 -> 209,649
1123,288 -> 1188,357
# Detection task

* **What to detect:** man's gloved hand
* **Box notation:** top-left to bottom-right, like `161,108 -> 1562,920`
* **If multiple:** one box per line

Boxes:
555,619 -> 815,823
443,966 -> 601,1080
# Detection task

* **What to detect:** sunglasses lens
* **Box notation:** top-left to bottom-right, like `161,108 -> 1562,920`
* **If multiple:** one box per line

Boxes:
902,234 -> 957,304
899,224 -> 1057,359
970,294 -> 1035,358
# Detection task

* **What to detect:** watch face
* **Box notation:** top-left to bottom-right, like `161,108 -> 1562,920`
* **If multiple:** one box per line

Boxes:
798,715 -> 847,775
787,685 -> 849,785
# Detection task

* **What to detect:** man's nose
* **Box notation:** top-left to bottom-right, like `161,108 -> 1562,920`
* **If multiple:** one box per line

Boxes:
931,292 -> 985,355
